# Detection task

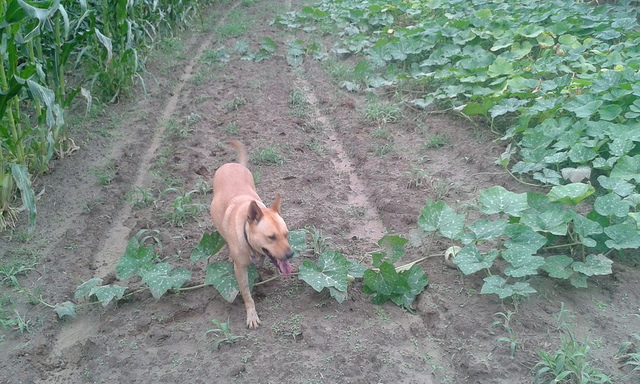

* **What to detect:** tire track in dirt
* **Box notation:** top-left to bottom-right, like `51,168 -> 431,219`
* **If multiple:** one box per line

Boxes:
45,1 -> 244,368
296,75 -> 386,242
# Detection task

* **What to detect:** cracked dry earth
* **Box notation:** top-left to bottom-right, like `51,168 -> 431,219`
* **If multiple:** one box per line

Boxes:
1,0 -> 640,383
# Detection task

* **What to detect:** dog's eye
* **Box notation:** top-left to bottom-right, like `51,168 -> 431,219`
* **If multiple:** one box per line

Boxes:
268,235 -> 276,241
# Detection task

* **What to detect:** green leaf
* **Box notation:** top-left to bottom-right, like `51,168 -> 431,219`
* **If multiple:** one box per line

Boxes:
610,156 -> 640,182
547,183 -> 595,205
571,212 -> 603,247
466,219 -> 508,242
570,273 -> 588,288
347,260 -> 366,279
54,301 -> 77,319
503,224 -> 547,254
598,105 -> 622,121
391,265 -> 429,310
205,262 -> 258,303
9,164 -> 36,234
541,255 -> 574,279
372,235 -> 408,267
520,209 -> 571,236
261,37 -> 278,52
597,176 -> 635,197
604,223 -> 640,250
140,263 -> 191,299
116,238 -> 155,280
571,254 -> 612,277
74,278 -> 103,299
478,186 -> 529,216
418,200 -> 465,239
487,56 -> 513,77
298,250 -> 350,298
502,250 -> 545,277
289,229 -> 307,256
89,285 -> 127,307
594,193 -> 630,217
363,262 -> 399,298
481,276 -> 535,299
190,232 -> 226,262
453,245 -> 498,274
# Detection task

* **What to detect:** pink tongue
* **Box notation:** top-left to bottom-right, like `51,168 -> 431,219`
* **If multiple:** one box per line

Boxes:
277,259 -> 292,275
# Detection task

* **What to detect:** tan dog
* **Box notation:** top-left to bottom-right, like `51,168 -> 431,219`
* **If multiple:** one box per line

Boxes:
210,140 -> 293,328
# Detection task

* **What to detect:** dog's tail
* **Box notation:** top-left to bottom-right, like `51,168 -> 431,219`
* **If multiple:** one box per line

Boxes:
229,140 -> 248,167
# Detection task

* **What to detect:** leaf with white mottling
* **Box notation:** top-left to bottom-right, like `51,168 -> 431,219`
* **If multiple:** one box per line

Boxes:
89,285 -> 127,307
571,254 -> 612,276
141,263 -> 191,299
478,186 -> 528,216
299,250 -> 350,294
205,262 -> 258,303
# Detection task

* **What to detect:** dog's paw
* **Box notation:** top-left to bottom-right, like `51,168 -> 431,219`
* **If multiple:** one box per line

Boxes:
246,309 -> 261,329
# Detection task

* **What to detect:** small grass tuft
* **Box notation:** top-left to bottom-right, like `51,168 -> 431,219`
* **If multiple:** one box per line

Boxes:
251,146 -> 286,165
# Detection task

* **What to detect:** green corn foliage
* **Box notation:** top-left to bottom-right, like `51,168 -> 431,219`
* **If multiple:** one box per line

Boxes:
0,0 -> 214,231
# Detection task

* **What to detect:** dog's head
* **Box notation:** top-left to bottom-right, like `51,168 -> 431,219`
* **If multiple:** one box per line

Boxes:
246,194 -> 293,275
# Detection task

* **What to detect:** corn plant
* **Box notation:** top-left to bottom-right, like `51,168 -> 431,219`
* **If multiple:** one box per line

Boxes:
0,0 -> 213,231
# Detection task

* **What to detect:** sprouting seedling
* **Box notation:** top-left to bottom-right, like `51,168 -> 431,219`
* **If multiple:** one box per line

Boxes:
205,318 -> 243,350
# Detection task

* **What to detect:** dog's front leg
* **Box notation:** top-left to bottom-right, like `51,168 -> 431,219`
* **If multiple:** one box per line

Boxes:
233,258 -> 260,329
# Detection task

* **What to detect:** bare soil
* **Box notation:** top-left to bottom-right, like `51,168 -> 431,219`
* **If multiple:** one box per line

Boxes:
1,1 -> 639,383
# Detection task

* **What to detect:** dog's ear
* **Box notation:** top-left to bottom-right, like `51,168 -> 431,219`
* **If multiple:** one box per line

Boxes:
247,201 -> 263,223
270,193 -> 281,214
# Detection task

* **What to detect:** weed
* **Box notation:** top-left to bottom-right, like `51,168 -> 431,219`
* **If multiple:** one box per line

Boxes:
289,88 -> 310,118
363,95 -> 402,123
374,307 -> 390,322
615,333 -> 640,379
160,188 -> 206,227
217,9 -> 248,39
0,259 -> 36,287
307,140 -> 325,155
125,187 -> 155,209
373,142 -> 394,157
422,135 -> 450,149
348,204 -> 366,218
200,48 -> 230,65
225,97 -> 247,112
205,318 -> 243,350
534,330 -> 612,384
490,311 -> 521,358
306,226 -> 332,257
251,146 -> 286,165
91,161 -> 116,185
271,314 -> 304,340
371,127 -> 390,140
226,121 -> 240,135
428,177 -> 453,200
403,165 -> 427,189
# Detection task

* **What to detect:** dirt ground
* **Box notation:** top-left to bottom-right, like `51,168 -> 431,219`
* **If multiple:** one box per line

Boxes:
2,0 -> 640,383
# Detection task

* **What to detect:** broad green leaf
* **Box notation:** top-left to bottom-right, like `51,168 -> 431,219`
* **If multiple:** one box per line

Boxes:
481,275 -> 513,299
487,56 -> 513,77
570,273 -> 588,288
261,37 -> 278,52
116,238 -> 155,280
571,212 -> 603,247
489,98 -> 529,118
453,245 -> 498,275
89,285 -> 127,307
141,263 -> 191,299
568,145 -> 597,163
372,235 -> 408,267
597,176 -> 634,197
298,250 -> 350,295
363,262 -> 399,298
594,193 -> 630,217
205,262 -> 258,303
598,105 -> 622,121
481,276 -> 536,299
518,25 -> 544,38
520,209 -> 571,235
391,265 -> 429,310
54,301 -> 77,319
289,229 -> 307,256
418,200 -> 465,239
547,183 -> 595,205
478,186 -> 528,216
503,224 -> 547,254
74,278 -> 103,299
348,260 -> 366,279
568,100 -> 603,119
541,255 -> 574,279
502,250 -> 545,277
610,156 -> 640,182
466,219 -> 508,242
604,223 -> 640,250
190,232 -> 226,262
571,254 -> 612,276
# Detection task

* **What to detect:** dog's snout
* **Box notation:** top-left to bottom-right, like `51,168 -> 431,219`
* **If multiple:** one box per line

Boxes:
285,249 -> 294,259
